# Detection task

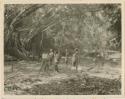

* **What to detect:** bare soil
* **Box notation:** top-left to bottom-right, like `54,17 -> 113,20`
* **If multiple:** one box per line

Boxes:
4,56 -> 121,95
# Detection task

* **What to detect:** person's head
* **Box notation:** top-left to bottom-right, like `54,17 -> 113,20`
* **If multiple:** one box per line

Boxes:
50,49 -> 53,52
75,48 -> 78,52
55,51 -> 58,54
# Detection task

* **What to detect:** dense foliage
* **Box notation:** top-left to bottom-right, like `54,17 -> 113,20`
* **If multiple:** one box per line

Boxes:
4,4 -> 121,59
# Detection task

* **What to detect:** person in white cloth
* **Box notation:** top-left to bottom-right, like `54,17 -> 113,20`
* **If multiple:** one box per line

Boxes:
39,52 -> 49,73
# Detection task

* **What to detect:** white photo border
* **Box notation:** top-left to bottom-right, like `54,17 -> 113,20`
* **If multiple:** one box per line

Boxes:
0,0 -> 125,99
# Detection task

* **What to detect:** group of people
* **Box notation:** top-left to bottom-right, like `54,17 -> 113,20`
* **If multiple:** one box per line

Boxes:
39,48 -> 79,73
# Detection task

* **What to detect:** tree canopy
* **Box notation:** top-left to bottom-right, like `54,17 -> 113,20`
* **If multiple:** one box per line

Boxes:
4,4 -> 121,59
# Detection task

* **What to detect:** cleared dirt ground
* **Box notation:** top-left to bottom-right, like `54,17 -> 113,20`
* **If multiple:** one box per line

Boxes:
4,53 -> 121,95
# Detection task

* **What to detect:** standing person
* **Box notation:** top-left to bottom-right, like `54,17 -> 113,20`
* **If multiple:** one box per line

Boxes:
39,53 -> 49,73
48,49 -> 54,68
72,48 -> 79,71
54,51 -> 60,72
65,49 -> 68,65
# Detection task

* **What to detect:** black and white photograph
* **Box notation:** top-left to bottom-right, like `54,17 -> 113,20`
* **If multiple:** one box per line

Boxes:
4,3 -> 123,95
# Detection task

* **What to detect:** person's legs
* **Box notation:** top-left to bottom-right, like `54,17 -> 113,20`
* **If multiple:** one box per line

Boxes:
72,60 -> 75,67
39,59 -> 45,74
55,62 -> 59,72
76,64 -> 78,70
75,61 -> 78,71
47,60 -> 50,71
49,58 -> 53,69
65,58 -> 68,65
44,60 -> 48,72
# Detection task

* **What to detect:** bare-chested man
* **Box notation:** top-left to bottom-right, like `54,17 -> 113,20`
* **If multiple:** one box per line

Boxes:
48,49 -> 54,67
54,51 -> 61,72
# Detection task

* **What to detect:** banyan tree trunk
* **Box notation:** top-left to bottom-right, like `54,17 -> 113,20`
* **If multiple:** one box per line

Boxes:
5,31 -> 29,60
5,5 -> 45,60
